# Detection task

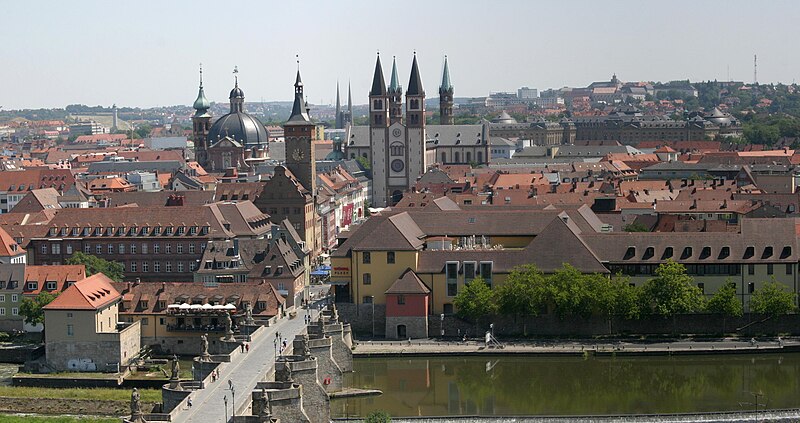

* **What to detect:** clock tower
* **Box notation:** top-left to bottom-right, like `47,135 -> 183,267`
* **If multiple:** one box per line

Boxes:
284,67 -> 316,196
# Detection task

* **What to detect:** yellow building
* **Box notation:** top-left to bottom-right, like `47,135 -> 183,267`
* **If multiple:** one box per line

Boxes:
333,204 -> 799,317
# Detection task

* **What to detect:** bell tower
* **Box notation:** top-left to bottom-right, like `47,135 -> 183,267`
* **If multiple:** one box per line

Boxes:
405,52 -> 427,199
192,64 -> 212,168
439,55 -> 454,125
388,56 -> 403,125
284,61 -> 316,196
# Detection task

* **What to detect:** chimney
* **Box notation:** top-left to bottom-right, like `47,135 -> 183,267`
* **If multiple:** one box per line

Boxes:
721,199 -> 728,209
690,199 -> 698,209
135,278 -> 141,286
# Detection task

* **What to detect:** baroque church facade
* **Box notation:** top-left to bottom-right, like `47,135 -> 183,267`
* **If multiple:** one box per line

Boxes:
345,54 -> 489,207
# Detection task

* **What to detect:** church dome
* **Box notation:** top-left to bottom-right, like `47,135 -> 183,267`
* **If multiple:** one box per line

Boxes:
705,107 -> 731,126
207,112 -> 268,148
491,111 -> 517,124
230,86 -> 244,99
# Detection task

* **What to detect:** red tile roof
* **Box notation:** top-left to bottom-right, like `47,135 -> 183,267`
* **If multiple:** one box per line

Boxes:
44,273 -> 120,310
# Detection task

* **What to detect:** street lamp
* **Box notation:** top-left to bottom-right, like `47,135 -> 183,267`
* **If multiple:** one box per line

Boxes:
228,380 -> 236,417
223,394 -> 228,422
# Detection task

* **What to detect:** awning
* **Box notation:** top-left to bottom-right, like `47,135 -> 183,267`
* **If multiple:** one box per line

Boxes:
310,270 -> 329,276
329,280 -> 350,286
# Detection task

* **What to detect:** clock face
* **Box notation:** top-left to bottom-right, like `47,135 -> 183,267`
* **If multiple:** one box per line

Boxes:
292,148 -> 304,161
391,159 -> 405,172
392,128 -> 402,138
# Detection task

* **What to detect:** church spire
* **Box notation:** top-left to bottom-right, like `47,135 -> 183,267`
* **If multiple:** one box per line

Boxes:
406,52 -> 425,96
439,55 -> 454,125
440,55 -> 452,92
193,63 -> 210,116
335,82 -> 343,129
346,81 -> 353,126
389,56 -> 401,93
287,56 -> 311,123
370,52 -> 387,96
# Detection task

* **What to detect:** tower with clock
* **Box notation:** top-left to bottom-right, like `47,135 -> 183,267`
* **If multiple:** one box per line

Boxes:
368,53 -> 428,207
284,67 -> 316,196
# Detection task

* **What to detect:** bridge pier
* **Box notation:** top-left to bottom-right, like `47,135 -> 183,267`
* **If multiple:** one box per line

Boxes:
275,354 -> 330,423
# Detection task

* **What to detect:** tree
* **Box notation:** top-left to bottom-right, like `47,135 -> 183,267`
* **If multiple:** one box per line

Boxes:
640,260 -> 704,318
750,280 -> 796,317
65,252 -> 124,282
547,264 -> 596,319
706,281 -> 743,333
495,265 -> 547,334
356,155 -> 371,170
365,411 -> 391,423
453,277 -> 496,331
593,273 -> 641,333
20,292 -> 58,334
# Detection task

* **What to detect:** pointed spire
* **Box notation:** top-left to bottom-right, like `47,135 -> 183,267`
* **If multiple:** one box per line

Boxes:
389,56 -> 401,93
407,51 -> 424,96
287,57 -> 311,124
440,55 -> 452,91
370,52 -> 387,96
193,63 -> 210,114
347,81 -> 353,110
335,82 -> 341,111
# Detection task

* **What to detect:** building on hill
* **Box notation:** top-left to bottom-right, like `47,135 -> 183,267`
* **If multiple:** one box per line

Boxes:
43,273 -> 141,372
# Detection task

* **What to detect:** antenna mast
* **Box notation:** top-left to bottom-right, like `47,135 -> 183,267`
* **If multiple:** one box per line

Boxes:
753,54 -> 758,84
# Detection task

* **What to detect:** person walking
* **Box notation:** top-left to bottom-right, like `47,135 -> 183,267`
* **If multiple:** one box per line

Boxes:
187,396 -> 193,408
245,343 -> 250,353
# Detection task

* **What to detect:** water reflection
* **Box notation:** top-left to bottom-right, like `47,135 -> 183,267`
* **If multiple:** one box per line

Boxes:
332,354 -> 800,418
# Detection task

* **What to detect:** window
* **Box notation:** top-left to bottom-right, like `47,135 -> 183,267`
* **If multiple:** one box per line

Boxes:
363,273 -> 371,285
154,243 -> 160,254
84,244 -> 91,253
130,244 -> 137,254
141,318 -> 149,326
165,244 -> 172,254
51,243 -> 60,255
0,308 -> 5,316
108,244 -> 114,254
748,264 -> 755,275
177,262 -> 184,272
190,261 -> 197,271
446,262 -> 458,296
67,324 -> 73,336
142,262 -> 149,272
463,262 -> 476,284
11,295 -> 17,303
46,281 -> 56,290
748,282 -> 755,293
480,262 -> 493,287
387,251 -> 395,264
11,308 -> 17,316
0,295 -> 4,302
787,263 -> 794,275
390,143 -> 404,156
363,252 -> 371,264
154,262 -> 161,272
165,262 -> 172,272
177,244 -> 184,254
26,282 -> 37,291
189,244 -> 195,253
397,295 -> 406,305
130,262 -> 137,272
96,244 -> 102,254
141,243 -> 148,254
767,263 -> 773,275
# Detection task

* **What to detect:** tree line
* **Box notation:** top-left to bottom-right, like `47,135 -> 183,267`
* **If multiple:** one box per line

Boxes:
454,260 -> 796,328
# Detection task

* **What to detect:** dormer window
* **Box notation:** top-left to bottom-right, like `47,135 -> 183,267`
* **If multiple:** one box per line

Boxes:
762,246 -> 774,259
681,247 -> 692,259
719,246 -> 730,259
781,246 -> 792,259
624,247 -> 636,260
744,246 -> 755,259
643,247 -> 654,260
700,247 -> 711,259
662,247 -> 674,259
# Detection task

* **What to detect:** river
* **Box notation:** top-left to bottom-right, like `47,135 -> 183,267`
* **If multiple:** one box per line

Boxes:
331,353 -> 800,418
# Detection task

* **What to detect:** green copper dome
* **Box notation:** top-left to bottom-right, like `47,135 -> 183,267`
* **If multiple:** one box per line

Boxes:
193,86 -> 211,112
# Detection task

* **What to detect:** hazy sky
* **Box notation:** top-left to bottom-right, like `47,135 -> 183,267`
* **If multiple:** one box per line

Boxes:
3,0 -> 800,109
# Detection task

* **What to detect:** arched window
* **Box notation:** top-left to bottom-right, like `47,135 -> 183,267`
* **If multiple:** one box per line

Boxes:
362,153 -> 368,159
390,142 -> 404,156
441,152 -> 447,163
466,152 -> 472,163
454,152 -> 460,163
477,151 -> 483,163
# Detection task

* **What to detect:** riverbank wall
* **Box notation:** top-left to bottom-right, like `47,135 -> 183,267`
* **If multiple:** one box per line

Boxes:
333,409 -> 800,422
336,306 -> 800,338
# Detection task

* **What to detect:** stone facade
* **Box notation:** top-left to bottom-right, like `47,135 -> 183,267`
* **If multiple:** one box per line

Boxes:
385,315 -> 428,340
45,321 -> 140,372
253,381 -> 309,423
294,335 -> 343,393
275,355 -> 329,423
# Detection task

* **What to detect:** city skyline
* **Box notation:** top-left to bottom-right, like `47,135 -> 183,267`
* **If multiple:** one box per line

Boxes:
3,0 -> 800,109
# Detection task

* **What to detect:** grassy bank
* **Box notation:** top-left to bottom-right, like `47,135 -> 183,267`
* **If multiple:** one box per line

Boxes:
0,416 -> 118,422
0,386 -> 160,402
